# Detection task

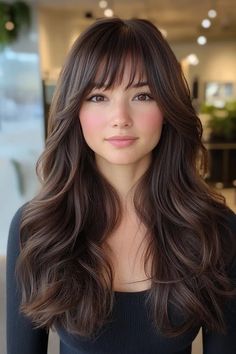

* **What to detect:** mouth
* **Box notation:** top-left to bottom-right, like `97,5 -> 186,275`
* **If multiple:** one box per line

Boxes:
105,136 -> 138,147
105,136 -> 138,141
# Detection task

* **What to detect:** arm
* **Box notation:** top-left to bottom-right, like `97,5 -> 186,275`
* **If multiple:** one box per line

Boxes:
202,211 -> 236,354
6,205 -> 49,354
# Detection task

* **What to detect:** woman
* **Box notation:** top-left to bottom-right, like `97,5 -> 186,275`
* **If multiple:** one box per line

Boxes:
7,17 -> 236,354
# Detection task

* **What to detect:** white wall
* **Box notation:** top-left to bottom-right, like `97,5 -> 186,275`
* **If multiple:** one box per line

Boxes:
171,40 -> 236,101
38,8 -> 90,80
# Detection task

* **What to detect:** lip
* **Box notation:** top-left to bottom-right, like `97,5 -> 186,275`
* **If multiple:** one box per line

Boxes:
105,136 -> 138,141
105,136 -> 138,148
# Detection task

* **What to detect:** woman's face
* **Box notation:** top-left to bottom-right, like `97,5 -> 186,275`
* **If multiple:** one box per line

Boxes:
79,64 -> 164,171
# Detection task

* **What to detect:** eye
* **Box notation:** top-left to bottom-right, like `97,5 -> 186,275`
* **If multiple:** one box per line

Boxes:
134,93 -> 153,101
87,94 -> 107,102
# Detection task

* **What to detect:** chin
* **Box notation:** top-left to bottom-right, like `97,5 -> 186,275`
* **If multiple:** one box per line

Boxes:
105,159 -> 138,165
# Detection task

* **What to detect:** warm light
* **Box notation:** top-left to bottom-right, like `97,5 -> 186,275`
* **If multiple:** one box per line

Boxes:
186,54 -> 199,65
159,28 -> 167,37
208,9 -> 217,18
104,8 -> 114,17
201,18 -> 211,28
215,182 -> 224,189
197,35 -> 207,45
5,21 -> 15,31
99,0 -> 108,9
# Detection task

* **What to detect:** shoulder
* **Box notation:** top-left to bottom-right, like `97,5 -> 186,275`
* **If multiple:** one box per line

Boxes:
217,206 -> 236,240
223,207 -> 236,238
224,207 -> 236,231
7,203 -> 28,258
223,207 -> 236,244
9,204 -> 27,229
221,208 -> 236,277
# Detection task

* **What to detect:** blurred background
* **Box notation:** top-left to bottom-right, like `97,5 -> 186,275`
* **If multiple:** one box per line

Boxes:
0,0 -> 236,353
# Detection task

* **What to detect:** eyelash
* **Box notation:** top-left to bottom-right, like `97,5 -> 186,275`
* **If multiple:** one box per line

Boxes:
87,95 -> 106,102
134,93 -> 154,101
86,92 -> 154,102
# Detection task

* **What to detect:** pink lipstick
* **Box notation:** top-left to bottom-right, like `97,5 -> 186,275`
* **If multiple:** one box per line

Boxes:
105,136 -> 138,148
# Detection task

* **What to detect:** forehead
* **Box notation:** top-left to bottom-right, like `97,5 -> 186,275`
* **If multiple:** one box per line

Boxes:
91,55 -> 148,90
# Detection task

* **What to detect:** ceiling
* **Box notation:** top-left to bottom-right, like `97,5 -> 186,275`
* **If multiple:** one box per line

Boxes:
36,0 -> 236,42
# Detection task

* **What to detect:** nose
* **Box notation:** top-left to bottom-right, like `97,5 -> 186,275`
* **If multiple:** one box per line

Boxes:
110,101 -> 133,128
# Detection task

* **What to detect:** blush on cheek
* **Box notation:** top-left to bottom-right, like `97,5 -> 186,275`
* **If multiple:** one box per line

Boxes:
143,111 -> 164,131
80,112 -> 103,135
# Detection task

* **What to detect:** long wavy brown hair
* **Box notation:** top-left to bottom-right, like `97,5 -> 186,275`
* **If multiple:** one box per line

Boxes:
17,17 -> 236,338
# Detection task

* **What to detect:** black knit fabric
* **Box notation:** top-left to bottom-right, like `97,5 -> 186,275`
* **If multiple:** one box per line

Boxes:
6,205 -> 236,354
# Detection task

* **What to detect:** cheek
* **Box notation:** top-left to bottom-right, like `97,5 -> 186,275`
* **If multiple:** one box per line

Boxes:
79,109 -> 103,138
140,108 -> 164,132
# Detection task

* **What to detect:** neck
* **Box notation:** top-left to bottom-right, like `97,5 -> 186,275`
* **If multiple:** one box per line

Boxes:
95,156 -> 151,207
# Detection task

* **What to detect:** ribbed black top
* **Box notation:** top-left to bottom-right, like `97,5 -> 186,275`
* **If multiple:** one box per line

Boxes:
6,206 -> 236,354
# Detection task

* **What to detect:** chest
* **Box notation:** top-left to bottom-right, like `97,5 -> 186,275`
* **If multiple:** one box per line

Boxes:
102,216 -> 152,292
57,293 -> 199,354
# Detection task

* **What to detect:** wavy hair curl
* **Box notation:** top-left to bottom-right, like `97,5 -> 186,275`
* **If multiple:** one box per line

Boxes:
17,17 -> 236,338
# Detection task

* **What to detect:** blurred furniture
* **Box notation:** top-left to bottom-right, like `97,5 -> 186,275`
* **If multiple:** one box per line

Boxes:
204,142 -> 236,187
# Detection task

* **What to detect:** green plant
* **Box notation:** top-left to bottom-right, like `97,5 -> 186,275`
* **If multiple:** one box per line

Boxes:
200,102 -> 215,115
200,101 -> 236,142
0,1 -> 31,48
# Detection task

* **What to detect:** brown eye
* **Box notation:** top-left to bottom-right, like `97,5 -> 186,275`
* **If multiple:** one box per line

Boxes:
134,93 -> 153,101
88,95 -> 106,102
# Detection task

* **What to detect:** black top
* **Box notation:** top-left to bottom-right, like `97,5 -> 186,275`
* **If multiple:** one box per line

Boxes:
6,205 -> 236,354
